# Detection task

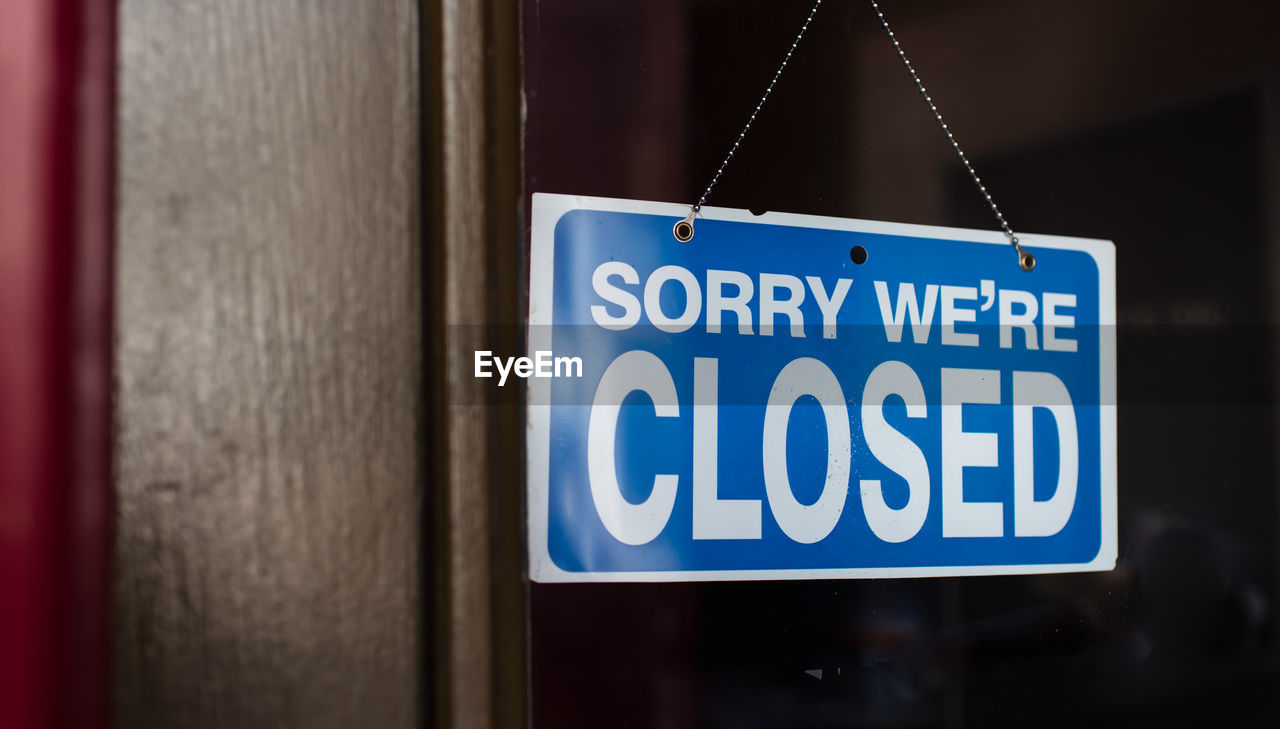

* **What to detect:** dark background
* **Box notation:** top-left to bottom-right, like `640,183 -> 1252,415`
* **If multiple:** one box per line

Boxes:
524,1 -> 1280,726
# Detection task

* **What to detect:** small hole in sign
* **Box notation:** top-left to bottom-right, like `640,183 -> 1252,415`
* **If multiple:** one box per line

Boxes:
850,245 -> 868,264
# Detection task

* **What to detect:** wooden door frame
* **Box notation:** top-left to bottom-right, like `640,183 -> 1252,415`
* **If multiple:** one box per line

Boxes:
424,1 -> 527,727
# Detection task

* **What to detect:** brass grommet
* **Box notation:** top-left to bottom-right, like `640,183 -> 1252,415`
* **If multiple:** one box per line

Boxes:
673,214 -> 695,243
1019,249 -> 1036,272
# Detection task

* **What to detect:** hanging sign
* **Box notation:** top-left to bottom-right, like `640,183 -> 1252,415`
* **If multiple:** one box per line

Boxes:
524,193 -> 1115,582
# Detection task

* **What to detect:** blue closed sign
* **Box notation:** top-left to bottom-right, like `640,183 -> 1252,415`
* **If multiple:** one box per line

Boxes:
527,193 -> 1116,582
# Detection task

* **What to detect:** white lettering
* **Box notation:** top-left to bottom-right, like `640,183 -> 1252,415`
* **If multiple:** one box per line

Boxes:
1043,293 -> 1077,352
1013,371 -> 1078,536
474,350 -> 492,378
587,351 -> 679,545
554,355 -> 582,378
759,273 -> 806,337
513,357 -> 532,379
644,265 -> 702,334
693,358 -> 762,539
590,261 -> 641,330
706,269 -> 755,335
874,281 -> 938,344
941,368 -> 1002,537
940,285 -> 980,347
479,351 -> 580,384
805,276 -> 853,340
494,355 -> 514,387
999,289 -> 1039,349
860,361 -> 930,543
762,358 -> 850,543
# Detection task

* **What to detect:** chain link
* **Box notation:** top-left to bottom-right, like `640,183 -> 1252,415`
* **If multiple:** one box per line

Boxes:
683,0 -> 1033,270
690,0 -> 824,215
868,0 -> 1032,269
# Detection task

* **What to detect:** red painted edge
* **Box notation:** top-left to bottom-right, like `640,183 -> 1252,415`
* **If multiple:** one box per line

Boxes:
0,2 -> 116,728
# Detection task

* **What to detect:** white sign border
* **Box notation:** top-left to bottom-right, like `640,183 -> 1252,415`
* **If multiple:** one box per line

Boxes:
527,192 -> 1117,583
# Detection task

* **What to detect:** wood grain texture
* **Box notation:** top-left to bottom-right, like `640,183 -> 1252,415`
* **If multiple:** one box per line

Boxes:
113,2 -> 420,727
437,0 -> 493,726
425,1 -> 526,727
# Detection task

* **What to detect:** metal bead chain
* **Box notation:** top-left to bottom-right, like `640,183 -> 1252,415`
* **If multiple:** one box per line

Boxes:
868,0 -> 1032,270
691,0 -> 824,215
